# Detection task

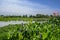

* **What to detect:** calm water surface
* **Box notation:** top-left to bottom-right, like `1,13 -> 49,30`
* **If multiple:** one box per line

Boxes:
0,21 -> 35,27
0,21 -> 46,27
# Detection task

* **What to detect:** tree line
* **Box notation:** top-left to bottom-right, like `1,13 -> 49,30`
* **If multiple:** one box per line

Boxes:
0,14 -> 59,18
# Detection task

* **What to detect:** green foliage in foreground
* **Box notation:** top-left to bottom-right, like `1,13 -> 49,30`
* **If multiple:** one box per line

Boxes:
0,18 -> 60,40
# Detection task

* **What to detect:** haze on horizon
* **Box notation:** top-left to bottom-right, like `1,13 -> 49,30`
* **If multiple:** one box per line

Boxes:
0,0 -> 60,16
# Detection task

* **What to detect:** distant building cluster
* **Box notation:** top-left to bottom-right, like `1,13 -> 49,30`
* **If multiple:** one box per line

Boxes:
53,11 -> 59,16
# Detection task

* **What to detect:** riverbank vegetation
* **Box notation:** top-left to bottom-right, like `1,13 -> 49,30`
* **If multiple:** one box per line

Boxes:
0,14 -> 53,21
0,17 -> 60,40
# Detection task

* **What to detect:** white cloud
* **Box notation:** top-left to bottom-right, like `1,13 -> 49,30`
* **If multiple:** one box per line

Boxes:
0,0 -> 60,16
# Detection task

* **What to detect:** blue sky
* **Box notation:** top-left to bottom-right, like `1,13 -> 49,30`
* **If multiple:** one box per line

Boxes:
29,0 -> 60,9
0,0 -> 60,16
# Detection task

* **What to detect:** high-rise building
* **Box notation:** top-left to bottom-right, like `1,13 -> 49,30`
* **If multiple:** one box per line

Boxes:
53,11 -> 59,16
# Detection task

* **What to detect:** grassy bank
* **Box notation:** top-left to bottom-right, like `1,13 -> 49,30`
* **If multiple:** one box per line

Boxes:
0,17 -> 49,21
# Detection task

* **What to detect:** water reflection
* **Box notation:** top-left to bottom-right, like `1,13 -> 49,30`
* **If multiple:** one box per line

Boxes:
0,21 -> 46,27
0,21 -> 35,27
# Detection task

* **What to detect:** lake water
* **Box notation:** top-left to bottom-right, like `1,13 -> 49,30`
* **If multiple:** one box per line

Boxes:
0,21 -> 35,27
0,21 -> 46,27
